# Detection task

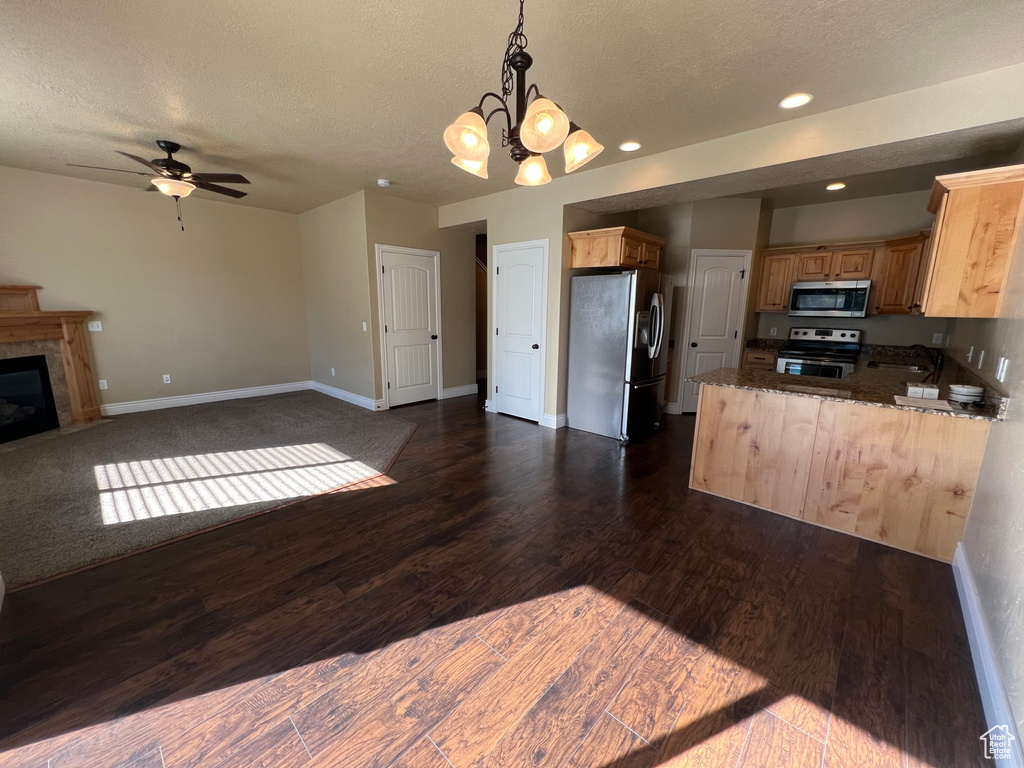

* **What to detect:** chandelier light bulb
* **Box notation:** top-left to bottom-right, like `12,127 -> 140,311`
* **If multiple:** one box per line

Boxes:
520,98 -> 571,154
444,110 -> 490,162
451,156 -> 489,179
563,126 -> 604,173
515,155 -> 552,186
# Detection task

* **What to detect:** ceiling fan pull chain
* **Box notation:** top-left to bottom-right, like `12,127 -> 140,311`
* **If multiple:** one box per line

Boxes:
175,195 -> 184,232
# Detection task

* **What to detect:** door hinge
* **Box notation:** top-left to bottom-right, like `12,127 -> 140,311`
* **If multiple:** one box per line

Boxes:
734,330 -> 738,339
381,265 -> 384,274
384,324 -> 388,333
740,269 -> 746,279
496,266 -> 500,274
495,385 -> 498,393
495,328 -> 499,335
387,381 -> 390,389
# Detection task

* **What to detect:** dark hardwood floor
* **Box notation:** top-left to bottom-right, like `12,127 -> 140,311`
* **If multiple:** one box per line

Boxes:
0,391 -> 988,767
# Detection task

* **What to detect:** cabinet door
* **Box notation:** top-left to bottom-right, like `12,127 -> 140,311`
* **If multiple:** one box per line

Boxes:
621,238 -> 643,267
755,254 -> 794,312
793,251 -> 833,281
831,249 -> 873,280
876,243 -> 924,314
640,242 -> 661,271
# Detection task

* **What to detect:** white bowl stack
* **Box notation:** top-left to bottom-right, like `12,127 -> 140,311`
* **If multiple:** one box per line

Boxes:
948,384 -> 984,404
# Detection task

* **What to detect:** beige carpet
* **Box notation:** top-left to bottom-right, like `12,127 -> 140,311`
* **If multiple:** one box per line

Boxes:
0,391 -> 415,589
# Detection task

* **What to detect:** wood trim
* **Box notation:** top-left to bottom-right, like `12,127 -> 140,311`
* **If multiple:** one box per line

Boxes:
929,162 -> 1024,212
567,226 -> 667,247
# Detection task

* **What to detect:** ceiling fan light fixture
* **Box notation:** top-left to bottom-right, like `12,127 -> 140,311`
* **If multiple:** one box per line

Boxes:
514,155 -> 551,186
520,98 -> 571,153
563,125 -> 603,173
444,109 -> 490,162
151,178 -> 196,198
451,156 -> 489,179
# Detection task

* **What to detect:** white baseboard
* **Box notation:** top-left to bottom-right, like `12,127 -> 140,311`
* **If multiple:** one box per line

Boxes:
101,381 -> 313,416
540,412 -> 567,429
663,402 -> 684,415
476,369 -> 487,380
309,381 -> 383,411
484,399 -> 497,413
441,384 -> 479,399
953,543 -> 1024,767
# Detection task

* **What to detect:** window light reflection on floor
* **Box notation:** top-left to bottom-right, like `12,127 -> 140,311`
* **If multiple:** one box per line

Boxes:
93,443 -> 392,525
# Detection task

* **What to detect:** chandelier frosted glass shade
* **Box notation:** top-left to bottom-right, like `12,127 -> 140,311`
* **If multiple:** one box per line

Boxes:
514,154 -> 552,186
451,156 -> 489,179
519,98 -> 570,154
151,178 -> 196,198
444,110 -> 490,162
563,127 -> 604,173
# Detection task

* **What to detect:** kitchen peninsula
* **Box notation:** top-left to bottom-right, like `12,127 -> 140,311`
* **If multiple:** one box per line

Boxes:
687,356 -> 1006,561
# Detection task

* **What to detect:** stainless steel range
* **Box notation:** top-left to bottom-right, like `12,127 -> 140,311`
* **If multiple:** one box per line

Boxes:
776,327 -> 862,379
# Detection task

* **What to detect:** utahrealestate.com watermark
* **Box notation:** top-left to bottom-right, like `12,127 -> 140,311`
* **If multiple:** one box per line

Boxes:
980,725 -> 1016,760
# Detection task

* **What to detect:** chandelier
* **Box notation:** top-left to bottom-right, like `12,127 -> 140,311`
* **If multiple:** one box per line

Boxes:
443,0 -> 603,186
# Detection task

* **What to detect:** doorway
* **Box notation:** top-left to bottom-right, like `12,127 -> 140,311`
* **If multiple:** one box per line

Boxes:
375,244 -> 442,408
492,240 -> 548,423
678,249 -> 752,412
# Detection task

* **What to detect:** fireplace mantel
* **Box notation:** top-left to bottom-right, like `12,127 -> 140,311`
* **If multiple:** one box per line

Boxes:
0,288 -> 100,424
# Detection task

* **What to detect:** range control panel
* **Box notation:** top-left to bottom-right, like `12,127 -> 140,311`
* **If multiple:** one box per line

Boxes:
788,327 -> 862,343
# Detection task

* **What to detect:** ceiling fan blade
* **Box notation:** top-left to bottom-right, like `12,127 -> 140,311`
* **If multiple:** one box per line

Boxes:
194,181 -> 248,198
189,173 -> 250,184
116,151 -> 164,173
67,163 -> 151,176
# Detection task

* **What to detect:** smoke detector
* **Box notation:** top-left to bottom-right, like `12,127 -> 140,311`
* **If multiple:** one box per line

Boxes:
377,178 -> 391,187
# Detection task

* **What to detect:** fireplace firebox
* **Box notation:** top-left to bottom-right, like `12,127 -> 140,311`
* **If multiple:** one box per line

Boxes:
0,355 -> 60,444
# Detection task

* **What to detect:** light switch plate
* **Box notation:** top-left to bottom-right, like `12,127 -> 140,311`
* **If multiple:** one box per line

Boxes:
87,320 -> 102,332
770,327 -> 777,337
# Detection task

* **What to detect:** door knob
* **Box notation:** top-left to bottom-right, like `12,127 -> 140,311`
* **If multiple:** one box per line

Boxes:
431,334 -> 438,340
690,342 -> 698,348
532,343 -> 540,349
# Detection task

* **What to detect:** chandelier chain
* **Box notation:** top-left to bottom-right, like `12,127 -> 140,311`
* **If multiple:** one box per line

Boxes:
500,0 -> 528,100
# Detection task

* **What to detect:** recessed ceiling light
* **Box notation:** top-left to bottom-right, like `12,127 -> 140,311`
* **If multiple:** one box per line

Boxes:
619,141 -> 642,152
779,93 -> 814,109
826,182 -> 846,191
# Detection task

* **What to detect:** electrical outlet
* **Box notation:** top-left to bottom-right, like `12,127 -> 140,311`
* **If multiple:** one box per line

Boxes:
967,346 -> 974,362
977,350 -> 985,369
87,320 -> 103,332
331,367 -> 336,377
162,374 -> 171,384
98,379 -> 108,390
362,322 -> 367,332
770,327 -> 777,337
931,333 -> 944,345
997,357 -> 1009,383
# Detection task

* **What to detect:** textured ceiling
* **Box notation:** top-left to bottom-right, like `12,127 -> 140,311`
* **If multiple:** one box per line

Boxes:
2,0 -> 1024,213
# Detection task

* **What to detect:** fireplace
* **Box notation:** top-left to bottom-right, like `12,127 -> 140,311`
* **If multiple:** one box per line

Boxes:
0,355 -> 61,444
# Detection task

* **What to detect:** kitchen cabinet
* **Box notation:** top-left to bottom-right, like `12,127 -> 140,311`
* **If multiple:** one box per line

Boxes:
690,384 -> 991,561
793,251 -> 832,281
754,253 -> 794,312
831,248 -> 874,280
874,236 -> 925,314
919,164 -> 1024,317
742,348 -> 777,371
568,227 -> 666,271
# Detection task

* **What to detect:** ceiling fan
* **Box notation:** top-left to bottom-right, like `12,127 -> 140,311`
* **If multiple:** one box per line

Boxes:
69,140 -> 250,199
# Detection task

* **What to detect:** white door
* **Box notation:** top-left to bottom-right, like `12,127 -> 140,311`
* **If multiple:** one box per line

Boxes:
494,241 -> 547,422
681,251 -> 749,412
379,246 -> 441,407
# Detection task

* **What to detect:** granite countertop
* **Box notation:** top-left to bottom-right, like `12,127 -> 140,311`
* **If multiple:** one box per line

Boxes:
690,352 -> 1008,422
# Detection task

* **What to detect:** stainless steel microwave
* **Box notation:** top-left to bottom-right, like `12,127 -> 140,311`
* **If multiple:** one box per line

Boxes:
788,280 -> 871,317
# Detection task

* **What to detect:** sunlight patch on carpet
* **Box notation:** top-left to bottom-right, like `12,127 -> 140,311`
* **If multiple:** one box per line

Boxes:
94,443 -> 387,524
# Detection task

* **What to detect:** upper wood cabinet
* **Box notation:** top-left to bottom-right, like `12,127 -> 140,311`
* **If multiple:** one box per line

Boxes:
832,248 -> 874,280
755,253 -> 794,312
875,236 -> 926,314
793,251 -> 832,281
919,164 -> 1024,317
569,227 -> 666,271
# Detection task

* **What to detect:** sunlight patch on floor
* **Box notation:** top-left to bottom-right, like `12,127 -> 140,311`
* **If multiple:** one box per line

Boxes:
93,443 -> 390,524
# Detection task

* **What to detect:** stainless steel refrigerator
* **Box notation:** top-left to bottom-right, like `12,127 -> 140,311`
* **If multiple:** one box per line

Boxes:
567,270 -> 671,441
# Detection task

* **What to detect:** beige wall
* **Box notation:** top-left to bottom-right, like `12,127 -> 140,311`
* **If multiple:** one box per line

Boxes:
441,63 -> 1024,419
0,165 -> 310,404
363,190 -> 477,399
768,190 -> 934,246
947,214 -> 1024,736
475,236 -> 487,377
299,191 -> 376,399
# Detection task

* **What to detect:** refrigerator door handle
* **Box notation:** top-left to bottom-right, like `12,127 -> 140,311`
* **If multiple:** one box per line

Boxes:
632,378 -> 663,390
650,293 -> 665,359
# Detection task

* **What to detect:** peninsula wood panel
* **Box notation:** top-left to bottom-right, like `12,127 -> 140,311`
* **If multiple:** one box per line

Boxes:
690,385 -> 820,517
804,400 -> 989,562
